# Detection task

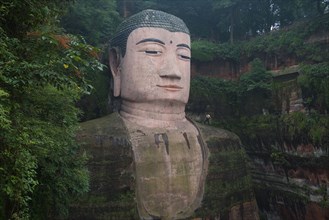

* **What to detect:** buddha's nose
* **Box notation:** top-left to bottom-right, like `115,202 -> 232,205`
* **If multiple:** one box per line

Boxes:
159,54 -> 182,79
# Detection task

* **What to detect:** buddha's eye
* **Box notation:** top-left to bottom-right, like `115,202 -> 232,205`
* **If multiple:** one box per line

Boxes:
179,54 -> 191,60
177,47 -> 191,61
138,43 -> 164,56
145,50 -> 162,55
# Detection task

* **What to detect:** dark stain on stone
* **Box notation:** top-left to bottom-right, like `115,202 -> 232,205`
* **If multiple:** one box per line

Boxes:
197,134 -> 206,161
162,133 -> 169,155
183,132 -> 190,149
136,129 -> 146,135
154,134 -> 161,148
94,135 -> 130,147
154,133 -> 169,155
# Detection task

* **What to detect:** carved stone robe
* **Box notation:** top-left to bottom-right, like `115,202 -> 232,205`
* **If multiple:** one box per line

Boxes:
69,113 -> 259,220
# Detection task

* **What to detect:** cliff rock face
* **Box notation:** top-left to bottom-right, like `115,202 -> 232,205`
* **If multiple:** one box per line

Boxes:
69,114 -> 259,219
190,54 -> 298,80
247,141 -> 329,220
189,30 -> 329,219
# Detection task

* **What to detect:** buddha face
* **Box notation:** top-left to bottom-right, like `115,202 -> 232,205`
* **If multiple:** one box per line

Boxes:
111,27 -> 191,107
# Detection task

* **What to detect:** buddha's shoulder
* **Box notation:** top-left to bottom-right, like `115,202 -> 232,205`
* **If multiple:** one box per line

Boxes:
195,122 -> 240,143
77,112 -> 127,138
193,122 -> 242,152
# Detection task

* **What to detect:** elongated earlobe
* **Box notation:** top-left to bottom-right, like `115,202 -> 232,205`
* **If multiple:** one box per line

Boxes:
109,48 -> 121,97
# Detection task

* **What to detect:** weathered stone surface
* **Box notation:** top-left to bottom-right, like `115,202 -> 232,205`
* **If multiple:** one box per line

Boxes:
69,114 -> 259,219
69,113 -> 138,219
305,202 -> 329,220
191,31 -> 329,79
228,201 -> 260,220
248,142 -> 329,220
123,118 -> 208,219
195,123 -> 259,220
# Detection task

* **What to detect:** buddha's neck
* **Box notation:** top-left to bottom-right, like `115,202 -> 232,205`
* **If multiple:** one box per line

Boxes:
120,100 -> 186,128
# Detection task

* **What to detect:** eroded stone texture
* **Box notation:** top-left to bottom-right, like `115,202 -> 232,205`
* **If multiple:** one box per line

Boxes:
69,114 -> 138,219
195,123 -> 259,220
69,114 -> 259,220
124,118 -> 208,219
248,141 -> 329,220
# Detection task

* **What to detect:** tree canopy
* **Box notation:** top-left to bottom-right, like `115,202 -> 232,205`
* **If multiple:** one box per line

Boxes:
61,0 -> 121,46
112,0 -> 329,42
0,0 -> 103,219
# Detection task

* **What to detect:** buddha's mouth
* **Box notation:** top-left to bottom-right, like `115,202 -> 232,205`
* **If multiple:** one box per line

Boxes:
156,85 -> 183,91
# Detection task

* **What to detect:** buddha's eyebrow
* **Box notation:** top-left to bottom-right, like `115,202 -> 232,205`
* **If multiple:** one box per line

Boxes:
177,43 -> 190,50
136,38 -> 165,45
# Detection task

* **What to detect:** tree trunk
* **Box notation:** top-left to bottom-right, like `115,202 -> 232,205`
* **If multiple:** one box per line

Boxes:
316,0 -> 322,14
229,7 -> 235,44
122,0 -> 128,18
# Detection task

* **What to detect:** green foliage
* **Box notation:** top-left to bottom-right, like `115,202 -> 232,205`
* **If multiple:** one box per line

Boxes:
191,13 -> 329,63
318,184 -> 329,208
77,70 -> 111,121
238,115 -> 278,140
238,59 -> 273,115
61,0 -> 121,46
192,40 -> 240,62
0,88 -> 10,129
26,87 -> 89,219
189,76 -> 238,116
114,0 -> 328,43
299,62 -> 329,113
216,112 -> 329,156
271,149 -> 290,167
60,0 -> 120,120
243,26 -> 304,56
0,1 -> 102,219
189,59 -> 272,116
191,40 -> 219,62
0,147 -> 38,220
239,58 -> 272,92
282,112 -> 329,147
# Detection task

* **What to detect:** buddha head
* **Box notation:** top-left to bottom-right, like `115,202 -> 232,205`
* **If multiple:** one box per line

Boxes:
109,9 -> 191,113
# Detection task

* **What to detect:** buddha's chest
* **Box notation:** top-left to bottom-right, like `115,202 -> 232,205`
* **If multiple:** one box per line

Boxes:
129,129 -> 204,218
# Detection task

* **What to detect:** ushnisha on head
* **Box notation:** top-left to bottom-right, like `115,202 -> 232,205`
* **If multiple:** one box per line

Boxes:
109,9 -> 191,124
110,9 -> 190,57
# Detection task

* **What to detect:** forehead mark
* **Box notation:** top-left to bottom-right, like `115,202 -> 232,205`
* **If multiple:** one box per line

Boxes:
136,38 -> 165,45
177,43 -> 191,50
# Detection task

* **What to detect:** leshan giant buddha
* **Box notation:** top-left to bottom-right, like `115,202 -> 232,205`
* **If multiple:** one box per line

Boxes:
70,9 -> 259,220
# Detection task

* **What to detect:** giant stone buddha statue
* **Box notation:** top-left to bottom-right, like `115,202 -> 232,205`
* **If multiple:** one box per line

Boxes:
70,9 -> 259,220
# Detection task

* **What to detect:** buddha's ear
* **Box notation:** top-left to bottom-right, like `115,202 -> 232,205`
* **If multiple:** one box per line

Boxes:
109,47 -> 121,97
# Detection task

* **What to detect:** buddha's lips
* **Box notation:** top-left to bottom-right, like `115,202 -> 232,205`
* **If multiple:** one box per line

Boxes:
156,85 -> 183,91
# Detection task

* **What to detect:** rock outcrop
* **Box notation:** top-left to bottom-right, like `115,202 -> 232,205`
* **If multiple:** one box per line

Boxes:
247,141 -> 329,220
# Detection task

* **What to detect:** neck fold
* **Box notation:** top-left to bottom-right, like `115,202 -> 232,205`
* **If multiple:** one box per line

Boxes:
119,100 -> 186,128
